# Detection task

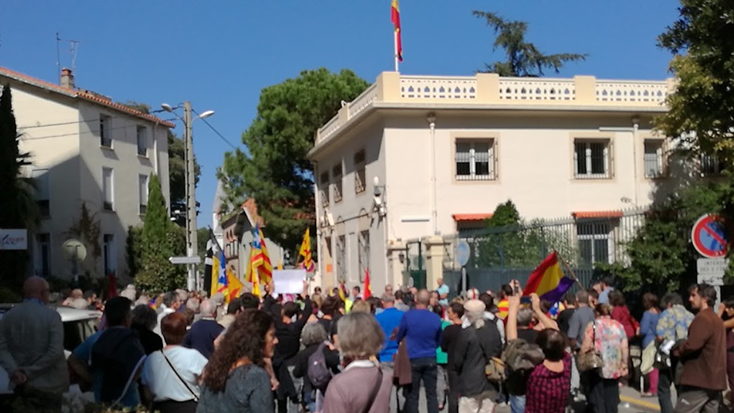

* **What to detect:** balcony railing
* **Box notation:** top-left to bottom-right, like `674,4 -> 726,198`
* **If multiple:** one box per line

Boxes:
315,73 -> 674,145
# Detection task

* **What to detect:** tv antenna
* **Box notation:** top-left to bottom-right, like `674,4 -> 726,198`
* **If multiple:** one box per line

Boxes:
55,33 -> 80,82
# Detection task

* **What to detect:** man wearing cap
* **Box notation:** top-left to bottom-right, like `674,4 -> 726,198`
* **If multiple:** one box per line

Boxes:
453,299 -> 503,413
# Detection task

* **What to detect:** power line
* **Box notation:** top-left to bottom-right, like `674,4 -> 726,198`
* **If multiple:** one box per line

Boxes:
18,116 -> 177,130
20,123 -> 140,141
197,116 -> 239,150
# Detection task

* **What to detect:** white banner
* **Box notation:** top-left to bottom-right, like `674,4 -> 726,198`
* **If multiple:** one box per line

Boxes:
273,269 -> 306,294
0,229 -> 27,250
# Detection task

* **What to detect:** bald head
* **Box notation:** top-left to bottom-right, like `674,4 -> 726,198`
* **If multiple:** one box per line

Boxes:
23,276 -> 50,303
200,299 -> 217,317
416,289 -> 430,306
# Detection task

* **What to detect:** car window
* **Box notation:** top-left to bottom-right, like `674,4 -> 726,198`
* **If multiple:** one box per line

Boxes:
63,319 -> 97,352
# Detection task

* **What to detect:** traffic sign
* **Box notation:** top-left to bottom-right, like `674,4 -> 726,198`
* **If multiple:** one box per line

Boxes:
697,258 -> 728,276
169,256 -> 201,265
456,240 -> 471,267
691,214 -> 730,258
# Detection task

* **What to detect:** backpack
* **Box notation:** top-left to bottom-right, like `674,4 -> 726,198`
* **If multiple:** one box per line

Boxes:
502,338 -> 544,372
307,342 -> 333,392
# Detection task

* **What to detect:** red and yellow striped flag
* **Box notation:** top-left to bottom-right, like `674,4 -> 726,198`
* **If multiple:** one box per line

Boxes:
391,0 -> 403,62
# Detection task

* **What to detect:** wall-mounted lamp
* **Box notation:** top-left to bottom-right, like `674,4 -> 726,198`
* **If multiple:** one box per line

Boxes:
373,176 -> 387,218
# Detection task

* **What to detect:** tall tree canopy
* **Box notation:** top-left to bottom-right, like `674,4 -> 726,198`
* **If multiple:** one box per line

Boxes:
473,11 -> 586,77
656,0 -> 734,165
0,85 -> 37,288
219,68 -> 369,252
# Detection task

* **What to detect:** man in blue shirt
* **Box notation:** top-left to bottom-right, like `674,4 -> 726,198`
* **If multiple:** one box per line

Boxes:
376,294 -> 404,362
436,278 -> 450,308
597,276 -> 614,305
396,289 -> 443,413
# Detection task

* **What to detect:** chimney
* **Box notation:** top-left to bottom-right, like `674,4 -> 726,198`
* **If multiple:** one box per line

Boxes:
60,68 -> 75,89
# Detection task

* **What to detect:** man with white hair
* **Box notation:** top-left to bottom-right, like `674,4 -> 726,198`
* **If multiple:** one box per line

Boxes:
182,299 -> 223,359
453,299 -> 503,413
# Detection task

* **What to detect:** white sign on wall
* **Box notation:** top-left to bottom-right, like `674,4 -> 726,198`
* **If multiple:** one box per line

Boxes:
0,229 -> 27,250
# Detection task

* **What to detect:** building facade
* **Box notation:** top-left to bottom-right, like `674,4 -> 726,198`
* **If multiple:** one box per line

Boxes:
1,67 -> 173,281
307,72 -> 700,293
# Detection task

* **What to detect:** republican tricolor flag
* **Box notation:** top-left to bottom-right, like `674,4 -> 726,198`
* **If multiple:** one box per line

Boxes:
391,0 -> 403,62
523,251 -> 574,303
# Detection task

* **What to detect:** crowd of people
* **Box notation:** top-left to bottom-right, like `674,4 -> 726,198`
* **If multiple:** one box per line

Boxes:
0,274 -> 732,413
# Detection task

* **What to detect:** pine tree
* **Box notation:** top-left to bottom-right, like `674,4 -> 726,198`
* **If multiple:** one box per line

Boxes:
0,85 -> 37,289
136,175 -> 185,291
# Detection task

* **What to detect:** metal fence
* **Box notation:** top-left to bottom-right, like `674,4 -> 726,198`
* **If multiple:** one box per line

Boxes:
439,210 -> 646,296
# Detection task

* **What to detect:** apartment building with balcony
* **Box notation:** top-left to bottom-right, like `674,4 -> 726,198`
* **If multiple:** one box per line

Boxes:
1,66 -> 173,281
307,71 -> 700,293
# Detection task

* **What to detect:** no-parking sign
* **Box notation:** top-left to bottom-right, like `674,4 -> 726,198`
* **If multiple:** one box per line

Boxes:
691,214 -> 730,258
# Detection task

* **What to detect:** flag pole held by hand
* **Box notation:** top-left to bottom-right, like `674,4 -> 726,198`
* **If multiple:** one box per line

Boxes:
554,250 -> 586,291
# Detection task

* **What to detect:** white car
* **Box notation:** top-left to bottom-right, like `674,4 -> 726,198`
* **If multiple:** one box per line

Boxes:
0,304 -> 101,395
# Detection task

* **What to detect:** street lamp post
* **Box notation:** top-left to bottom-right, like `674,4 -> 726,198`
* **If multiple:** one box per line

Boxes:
162,101 -> 214,291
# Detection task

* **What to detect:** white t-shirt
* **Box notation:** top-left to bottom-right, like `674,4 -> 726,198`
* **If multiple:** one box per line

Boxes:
141,346 -> 208,402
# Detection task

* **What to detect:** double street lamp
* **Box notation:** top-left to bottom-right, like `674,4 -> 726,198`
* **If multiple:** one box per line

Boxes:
161,101 -> 214,291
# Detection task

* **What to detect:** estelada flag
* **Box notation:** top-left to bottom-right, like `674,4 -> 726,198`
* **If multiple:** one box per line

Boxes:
522,251 -> 574,303
363,269 -> 372,299
252,224 -> 273,284
299,228 -> 315,272
391,0 -> 403,61
245,245 -> 261,297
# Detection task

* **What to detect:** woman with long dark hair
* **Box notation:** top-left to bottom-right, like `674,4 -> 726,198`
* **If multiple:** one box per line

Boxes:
197,309 -> 277,413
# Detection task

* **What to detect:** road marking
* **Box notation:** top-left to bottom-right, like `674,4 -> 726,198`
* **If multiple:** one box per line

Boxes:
620,395 -> 660,411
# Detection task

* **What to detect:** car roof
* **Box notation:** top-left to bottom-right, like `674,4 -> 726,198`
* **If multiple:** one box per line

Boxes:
0,303 -> 101,322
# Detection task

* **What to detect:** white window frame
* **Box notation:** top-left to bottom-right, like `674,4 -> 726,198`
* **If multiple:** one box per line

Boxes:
358,230 -> 370,282
136,126 -> 148,157
576,221 -> 614,265
643,139 -> 664,178
103,234 -> 117,275
139,174 -> 149,214
34,233 -> 51,277
455,139 -> 495,181
319,171 -> 330,207
574,139 -> 611,179
32,169 -> 50,217
336,235 -> 347,283
332,164 -> 343,203
103,167 -> 114,211
100,115 -> 112,148
354,149 -> 366,194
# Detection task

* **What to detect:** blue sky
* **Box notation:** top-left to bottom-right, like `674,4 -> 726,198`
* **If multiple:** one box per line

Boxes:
0,0 -> 680,224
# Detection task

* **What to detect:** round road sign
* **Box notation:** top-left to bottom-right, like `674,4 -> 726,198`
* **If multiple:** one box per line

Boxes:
691,214 -> 730,258
456,240 -> 471,267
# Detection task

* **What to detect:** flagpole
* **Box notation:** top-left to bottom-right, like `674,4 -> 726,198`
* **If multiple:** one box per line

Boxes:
554,250 -> 586,291
394,30 -> 399,72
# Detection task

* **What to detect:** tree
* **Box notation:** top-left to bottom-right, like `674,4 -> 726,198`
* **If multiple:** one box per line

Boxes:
473,11 -> 587,76
0,85 -> 37,288
219,68 -> 369,251
66,202 -> 103,276
135,175 -> 185,291
656,0 -> 734,167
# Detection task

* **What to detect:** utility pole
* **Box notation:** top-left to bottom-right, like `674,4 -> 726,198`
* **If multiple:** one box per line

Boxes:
183,101 -> 198,291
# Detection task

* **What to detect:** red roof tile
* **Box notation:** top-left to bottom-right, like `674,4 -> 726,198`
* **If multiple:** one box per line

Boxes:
452,213 -> 493,221
571,210 -> 623,219
0,66 -> 175,128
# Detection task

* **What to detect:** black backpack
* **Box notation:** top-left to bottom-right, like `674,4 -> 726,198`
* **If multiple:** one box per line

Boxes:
307,342 -> 333,392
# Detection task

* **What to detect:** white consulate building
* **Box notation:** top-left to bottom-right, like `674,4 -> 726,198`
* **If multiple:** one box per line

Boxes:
1,66 -> 173,281
307,71 -> 704,294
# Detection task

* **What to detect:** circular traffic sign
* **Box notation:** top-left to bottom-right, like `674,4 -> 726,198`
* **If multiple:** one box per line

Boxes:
691,214 -> 730,258
456,240 -> 471,267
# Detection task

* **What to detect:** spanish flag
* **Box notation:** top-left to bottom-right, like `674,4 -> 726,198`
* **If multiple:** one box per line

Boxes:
391,0 -> 403,62
522,251 -> 574,303
299,228 -> 315,272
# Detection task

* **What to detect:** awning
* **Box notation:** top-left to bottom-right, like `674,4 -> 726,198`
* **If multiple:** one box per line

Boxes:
452,213 -> 493,222
571,210 -> 623,219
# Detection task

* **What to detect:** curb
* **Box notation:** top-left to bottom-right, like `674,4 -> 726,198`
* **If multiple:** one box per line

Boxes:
620,395 -> 660,411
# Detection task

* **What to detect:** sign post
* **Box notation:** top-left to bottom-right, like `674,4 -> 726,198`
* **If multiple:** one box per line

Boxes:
691,214 -> 730,307
456,240 -> 471,295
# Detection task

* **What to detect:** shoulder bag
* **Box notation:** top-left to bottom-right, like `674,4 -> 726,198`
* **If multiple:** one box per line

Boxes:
474,328 -> 505,382
577,321 -> 603,373
161,349 -> 200,402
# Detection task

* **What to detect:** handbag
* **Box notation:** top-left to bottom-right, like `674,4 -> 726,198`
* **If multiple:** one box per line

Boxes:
475,329 -> 506,382
161,349 -> 199,402
577,321 -> 603,373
